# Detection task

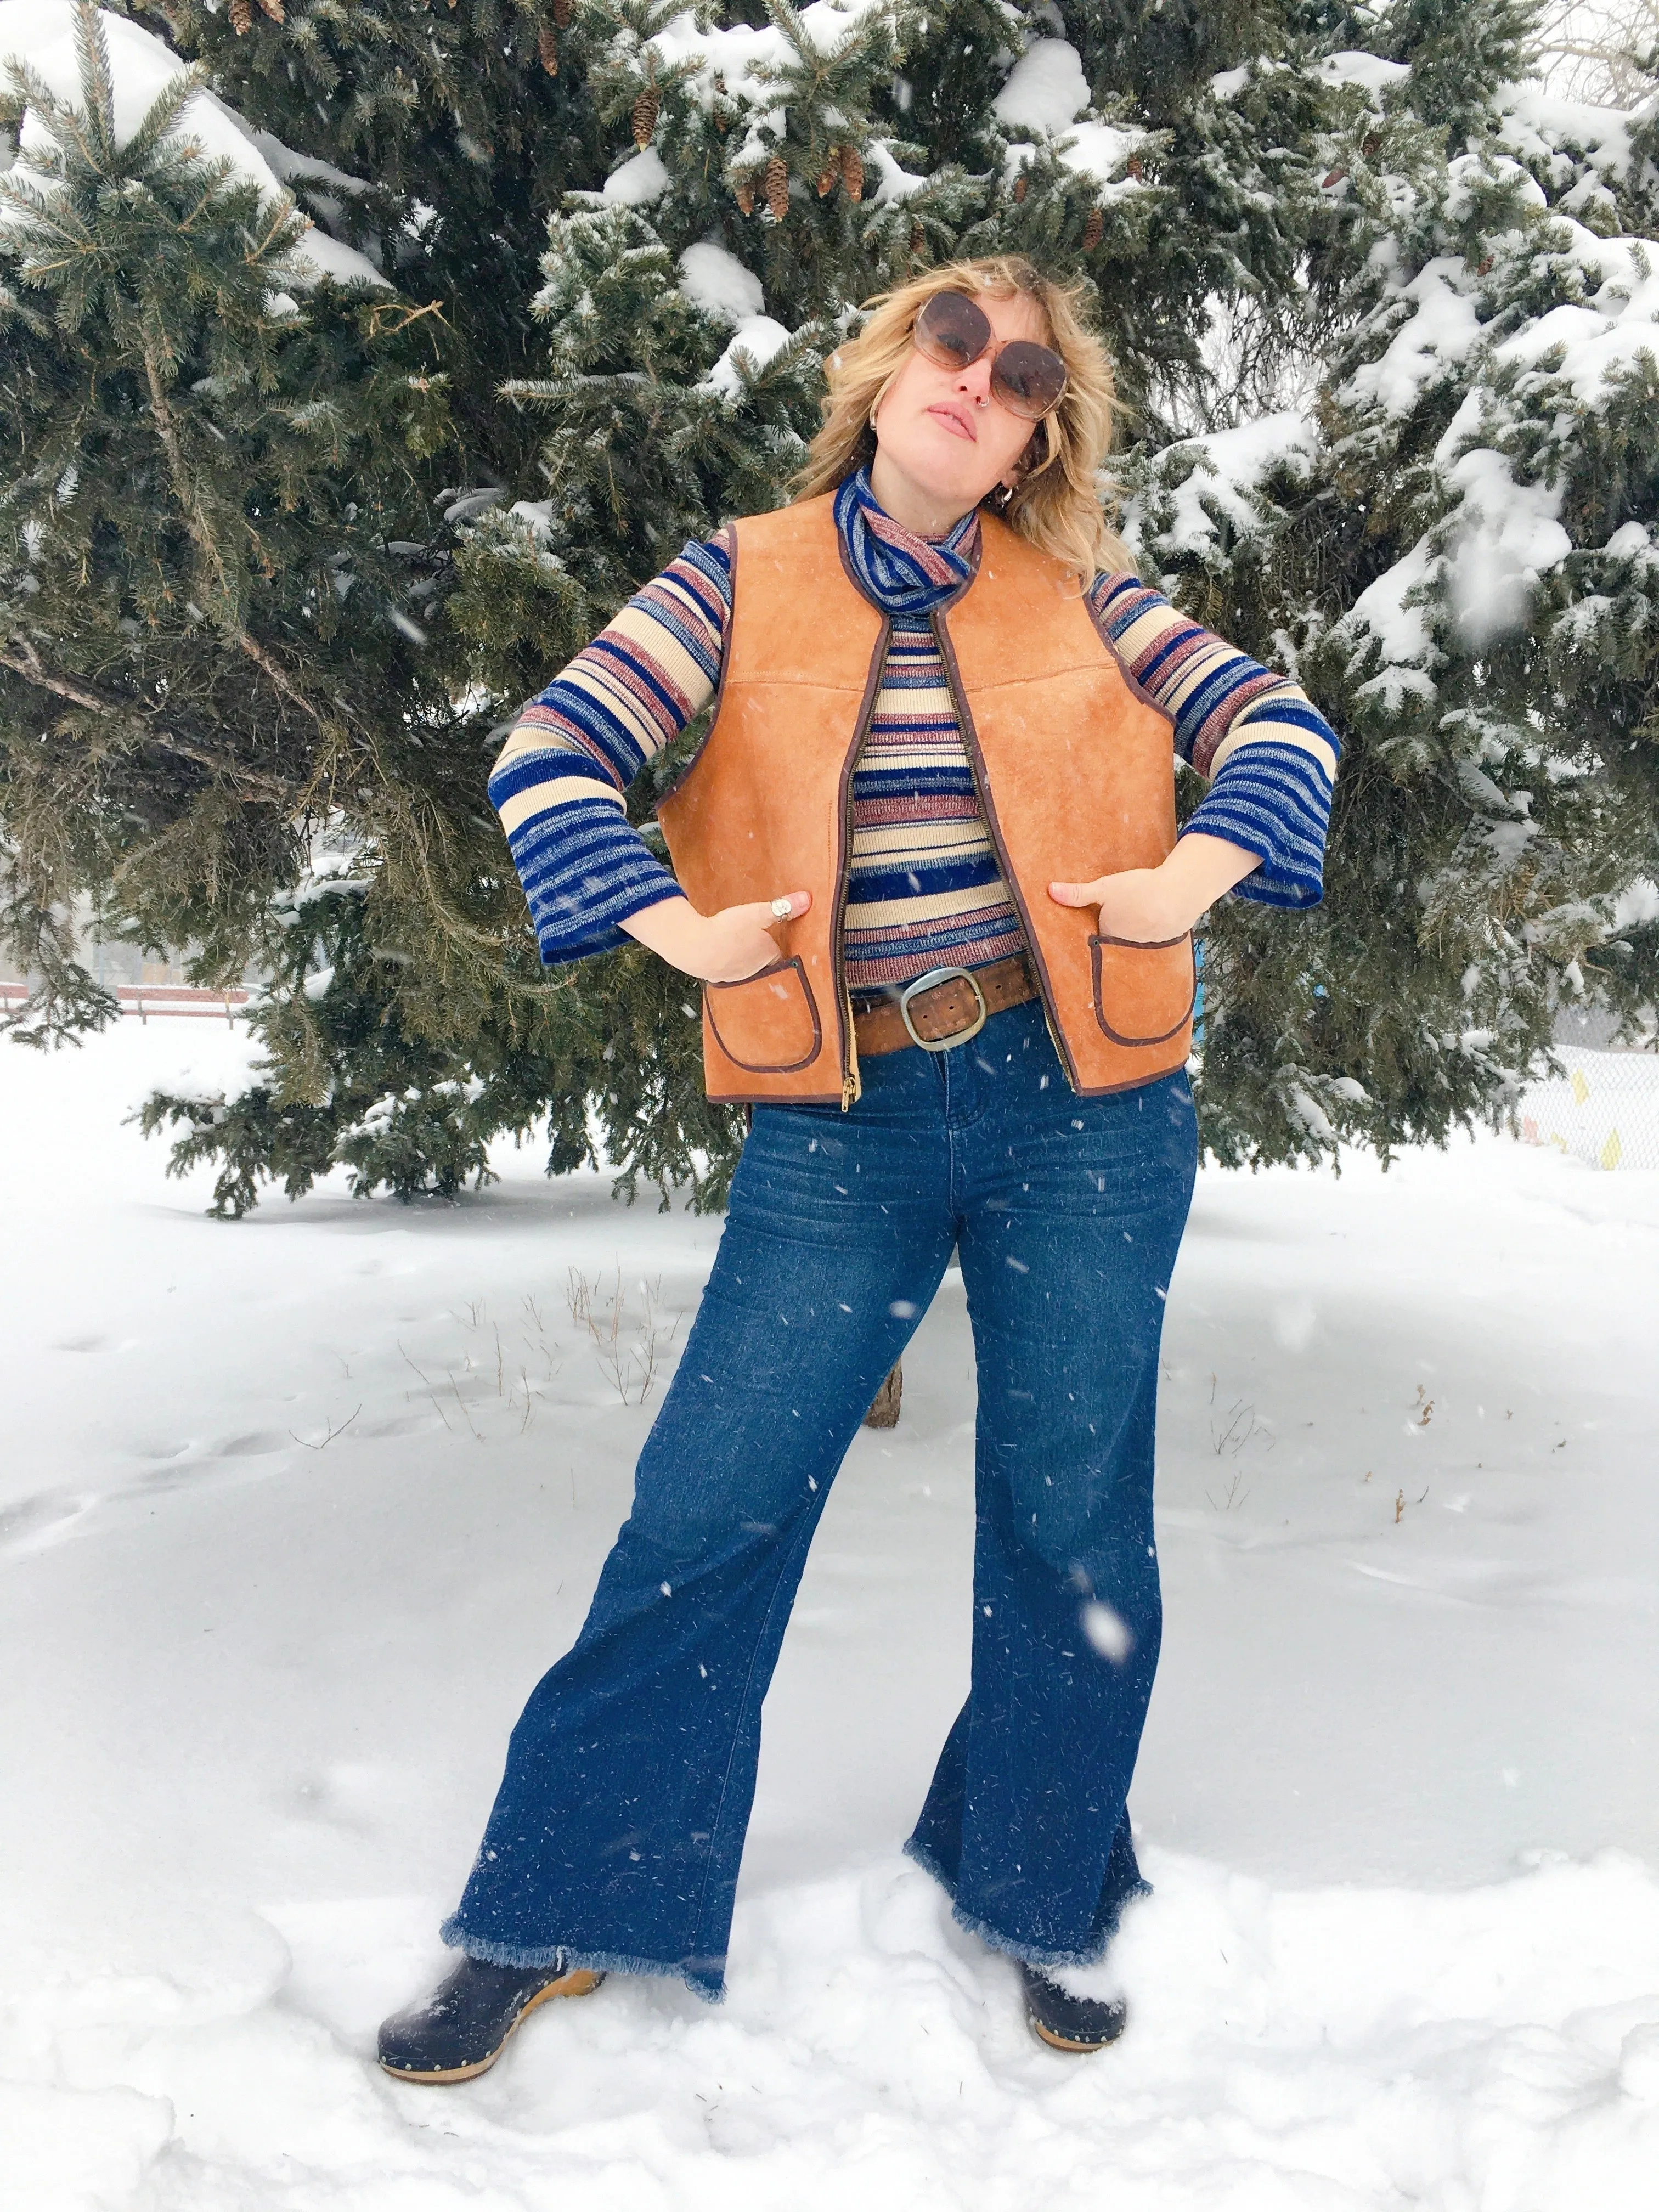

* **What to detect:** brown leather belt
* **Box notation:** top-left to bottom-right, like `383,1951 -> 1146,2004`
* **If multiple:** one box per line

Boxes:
852,952 -> 1038,1058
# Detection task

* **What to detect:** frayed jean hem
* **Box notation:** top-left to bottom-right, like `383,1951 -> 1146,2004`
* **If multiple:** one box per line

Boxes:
902,1834 -> 1150,1972
438,1916 -> 726,2004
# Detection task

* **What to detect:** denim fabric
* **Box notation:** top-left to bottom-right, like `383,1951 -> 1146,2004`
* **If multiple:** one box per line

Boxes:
442,997 -> 1198,2000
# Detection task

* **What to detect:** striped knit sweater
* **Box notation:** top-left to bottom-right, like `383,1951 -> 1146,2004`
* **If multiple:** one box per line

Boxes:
489,472 -> 1339,986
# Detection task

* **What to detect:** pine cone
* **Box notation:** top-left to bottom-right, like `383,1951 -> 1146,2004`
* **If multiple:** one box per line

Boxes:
257,0 -> 285,19
839,143 -> 864,201
817,148 -> 839,196
632,85 -> 660,150
552,0 -> 573,23
1127,153 -> 1144,182
538,21 -> 558,75
229,0 -> 253,31
735,173 -> 756,216
765,153 -> 789,221
1012,172 -> 1028,204
1081,206 -> 1103,251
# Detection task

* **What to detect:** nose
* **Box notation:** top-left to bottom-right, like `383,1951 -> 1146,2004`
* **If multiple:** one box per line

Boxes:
954,353 -> 994,405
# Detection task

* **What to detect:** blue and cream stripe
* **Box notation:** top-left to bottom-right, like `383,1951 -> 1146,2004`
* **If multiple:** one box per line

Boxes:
1091,575 -> 1339,908
486,470 -> 1341,967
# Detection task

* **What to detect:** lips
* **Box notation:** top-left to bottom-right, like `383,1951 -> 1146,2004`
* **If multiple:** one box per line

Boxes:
926,400 -> 977,442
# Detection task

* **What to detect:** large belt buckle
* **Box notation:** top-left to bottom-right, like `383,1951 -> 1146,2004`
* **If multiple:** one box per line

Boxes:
898,965 -> 988,1053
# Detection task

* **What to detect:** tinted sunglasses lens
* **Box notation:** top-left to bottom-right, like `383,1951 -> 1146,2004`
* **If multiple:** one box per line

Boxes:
915,290 -> 992,369
991,340 -> 1068,419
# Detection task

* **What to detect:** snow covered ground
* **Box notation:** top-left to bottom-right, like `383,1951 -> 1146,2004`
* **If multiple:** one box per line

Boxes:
2,1023 -> 1657,2211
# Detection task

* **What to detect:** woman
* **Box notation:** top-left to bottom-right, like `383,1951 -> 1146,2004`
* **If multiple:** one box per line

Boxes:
379,256 -> 1338,2076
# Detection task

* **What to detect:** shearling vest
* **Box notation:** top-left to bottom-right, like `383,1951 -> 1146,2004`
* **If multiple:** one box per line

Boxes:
654,493 -> 1195,1105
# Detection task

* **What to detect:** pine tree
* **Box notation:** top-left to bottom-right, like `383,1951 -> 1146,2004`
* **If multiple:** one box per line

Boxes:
1,1 -> 768,1212
1127,0 -> 1659,1162
0,0 -> 447,1045
3,1 -> 1655,1216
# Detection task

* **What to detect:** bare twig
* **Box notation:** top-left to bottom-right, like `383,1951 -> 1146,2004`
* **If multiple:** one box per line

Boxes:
366,298 -> 452,340
397,1339 -> 452,1430
290,1403 -> 360,1451
445,1368 -> 482,1441
0,640 -> 296,800
1205,1470 -> 1251,1511
1210,1398 -> 1274,1457
566,1265 -> 682,1404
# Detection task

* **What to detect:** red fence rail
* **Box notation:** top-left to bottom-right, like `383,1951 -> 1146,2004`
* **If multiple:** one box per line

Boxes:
0,981 -> 249,1024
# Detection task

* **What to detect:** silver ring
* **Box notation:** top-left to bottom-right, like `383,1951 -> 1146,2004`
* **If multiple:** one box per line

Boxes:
770,896 -> 793,919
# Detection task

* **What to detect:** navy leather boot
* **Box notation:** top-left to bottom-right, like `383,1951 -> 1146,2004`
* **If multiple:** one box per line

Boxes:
1018,1962 -> 1128,2052
378,1954 -> 606,2083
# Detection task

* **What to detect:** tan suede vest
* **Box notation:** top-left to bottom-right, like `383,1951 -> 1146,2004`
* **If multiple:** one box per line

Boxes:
654,493 -> 1195,1105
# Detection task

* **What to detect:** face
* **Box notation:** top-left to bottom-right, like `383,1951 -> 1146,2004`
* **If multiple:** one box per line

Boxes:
869,290 -> 1054,529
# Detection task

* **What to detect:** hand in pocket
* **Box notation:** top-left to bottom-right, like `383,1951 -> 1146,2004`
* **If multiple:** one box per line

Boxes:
622,889 -> 814,979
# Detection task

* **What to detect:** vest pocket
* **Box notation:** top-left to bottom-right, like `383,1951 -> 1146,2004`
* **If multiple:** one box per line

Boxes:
1089,932 -> 1197,1049
704,957 -> 823,1073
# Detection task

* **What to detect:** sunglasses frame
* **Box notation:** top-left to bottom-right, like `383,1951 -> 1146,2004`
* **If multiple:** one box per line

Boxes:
911,290 -> 1069,421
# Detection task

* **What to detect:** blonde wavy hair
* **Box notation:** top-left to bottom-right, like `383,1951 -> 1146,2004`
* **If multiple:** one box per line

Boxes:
793,255 -> 1130,579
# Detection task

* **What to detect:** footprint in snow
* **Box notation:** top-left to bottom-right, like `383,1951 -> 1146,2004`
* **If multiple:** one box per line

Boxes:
0,1492 -> 95,1558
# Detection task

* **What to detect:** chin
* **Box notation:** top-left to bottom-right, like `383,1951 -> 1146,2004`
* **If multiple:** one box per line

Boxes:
904,447 -> 994,510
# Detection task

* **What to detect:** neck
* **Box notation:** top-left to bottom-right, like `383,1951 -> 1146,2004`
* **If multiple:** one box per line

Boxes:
866,450 -> 978,540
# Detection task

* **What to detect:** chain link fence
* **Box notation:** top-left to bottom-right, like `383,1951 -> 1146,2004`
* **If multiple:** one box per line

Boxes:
1516,1010 -> 1659,1171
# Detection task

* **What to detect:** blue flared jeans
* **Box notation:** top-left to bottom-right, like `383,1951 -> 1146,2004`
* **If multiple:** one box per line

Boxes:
442,997 -> 1198,2000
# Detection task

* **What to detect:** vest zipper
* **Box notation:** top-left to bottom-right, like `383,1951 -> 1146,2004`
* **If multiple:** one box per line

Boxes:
929,609 -> 1081,1089
834,615 -> 893,1109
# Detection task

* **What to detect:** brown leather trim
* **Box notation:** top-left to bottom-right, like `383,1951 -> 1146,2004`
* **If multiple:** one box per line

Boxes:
1081,581 -> 1179,732
831,615 -> 894,1099
708,520 -> 738,720
1088,932 -> 1197,1047
704,956 -> 823,1073
651,524 -> 738,810
929,606 -> 1081,1090
1059,1064 -> 1193,1099
707,1087 -> 849,1105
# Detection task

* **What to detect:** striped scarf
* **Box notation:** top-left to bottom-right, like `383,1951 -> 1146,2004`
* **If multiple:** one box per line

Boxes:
832,467 -> 981,617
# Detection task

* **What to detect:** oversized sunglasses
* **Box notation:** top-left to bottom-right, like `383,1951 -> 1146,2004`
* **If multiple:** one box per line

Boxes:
911,290 -> 1069,420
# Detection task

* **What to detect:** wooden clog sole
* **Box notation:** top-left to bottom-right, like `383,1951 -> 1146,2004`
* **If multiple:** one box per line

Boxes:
379,1966 -> 605,2084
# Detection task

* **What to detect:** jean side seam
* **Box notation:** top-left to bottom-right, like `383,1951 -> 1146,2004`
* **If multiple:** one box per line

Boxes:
684,1493 -> 825,1966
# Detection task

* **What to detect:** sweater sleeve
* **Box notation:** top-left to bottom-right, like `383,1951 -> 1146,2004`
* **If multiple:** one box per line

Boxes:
1087,574 -> 1340,910
487,534 -> 733,964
